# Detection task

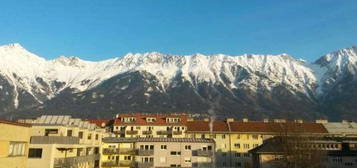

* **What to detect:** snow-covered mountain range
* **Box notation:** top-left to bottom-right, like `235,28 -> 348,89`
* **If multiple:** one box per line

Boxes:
0,43 -> 356,120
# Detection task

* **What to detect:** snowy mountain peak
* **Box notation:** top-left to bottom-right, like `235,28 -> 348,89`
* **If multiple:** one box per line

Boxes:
52,56 -> 89,68
0,43 -> 24,49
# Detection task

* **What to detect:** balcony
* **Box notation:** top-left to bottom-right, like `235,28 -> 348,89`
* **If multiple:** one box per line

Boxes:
137,149 -> 154,156
101,161 -> 119,167
53,154 -> 100,168
30,136 -> 79,144
119,160 -> 134,167
102,148 -> 120,155
126,130 -> 138,135
142,130 -> 152,135
119,148 -> 135,154
156,130 -> 172,135
193,150 -> 213,157
172,131 -> 183,135
136,162 -> 154,168
114,130 -> 126,134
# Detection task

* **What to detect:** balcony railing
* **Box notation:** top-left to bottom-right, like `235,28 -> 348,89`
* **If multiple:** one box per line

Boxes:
136,162 -> 154,168
119,160 -> 134,167
101,160 -> 134,167
142,130 -> 152,135
31,136 -> 79,144
156,130 -> 172,135
53,154 -> 100,168
113,130 -> 126,134
137,149 -> 154,156
193,150 -> 213,157
102,148 -> 120,155
101,161 -> 121,167
126,130 -> 138,135
119,148 -> 135,154
172,131 -> 183,135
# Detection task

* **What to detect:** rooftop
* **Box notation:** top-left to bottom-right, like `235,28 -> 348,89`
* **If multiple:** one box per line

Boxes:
0,119 -> 31,127
103,137 -> 215,143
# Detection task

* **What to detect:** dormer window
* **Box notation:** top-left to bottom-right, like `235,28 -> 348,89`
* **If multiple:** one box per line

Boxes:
166,117 -> 181,123
122,117 -> 136,123
146,117 -> 156,123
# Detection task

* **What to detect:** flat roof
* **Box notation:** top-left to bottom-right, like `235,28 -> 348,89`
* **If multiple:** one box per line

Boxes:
0,120 -> 31,127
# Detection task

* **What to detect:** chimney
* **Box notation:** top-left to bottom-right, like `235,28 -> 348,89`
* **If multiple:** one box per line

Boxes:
342,120 -> 349,124
274,119 -> 286,123
243,118 -> 249,122
315,119 -> 328,123
263,119 -> 269,123
294,119 -> 303,123
187,117 -> 194,122
226,118 -> 234,123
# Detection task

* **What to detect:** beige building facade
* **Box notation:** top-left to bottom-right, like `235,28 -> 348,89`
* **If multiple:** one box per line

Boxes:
19,115 -> 106,168
101,137 -> 215,168
0,120 -> 31,168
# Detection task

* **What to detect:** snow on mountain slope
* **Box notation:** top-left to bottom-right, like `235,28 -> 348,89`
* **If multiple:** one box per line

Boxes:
314,45 -> 357,95
0,43 -> 356,112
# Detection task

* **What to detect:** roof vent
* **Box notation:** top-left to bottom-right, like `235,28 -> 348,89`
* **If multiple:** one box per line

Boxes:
315,119 -> 328,123
226,118 -> 234,123
294,119 -> 303,123
273,119 -> 286,123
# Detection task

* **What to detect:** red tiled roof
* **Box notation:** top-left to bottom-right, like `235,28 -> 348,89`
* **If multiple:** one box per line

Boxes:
229,122 -> 328,134
0,120 -> 31,127
86,119 -> 113,127
186,121 -> 230,132
114,113 -> 188,126
187,120 -> 328,134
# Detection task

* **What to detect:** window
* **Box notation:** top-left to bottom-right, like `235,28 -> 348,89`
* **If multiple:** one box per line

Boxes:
95,134 -> 99,140
28,148 -> 42,158
161,145 -> 167,149
246,135 -> 250,139
44,129 -> 58,136
235,153 -> 241,157
222,134 -> 226,139
185,157 -> 191,163
78,132 -> 83,139
243,144 -> 250,149
234,143 -> 240,148
253,144 -> 259,148
142,157 -> 154,162
244,153 -> 250,157
67,130 -> 72,137
124,156 -> 132,160
185,145 -> 191,150
237,135 -> 240,139
9,142 -> 26,156
88,133 -> 92,140
170,151 -> 181,155
252,134 -> 258,139
170,164 -> 181,167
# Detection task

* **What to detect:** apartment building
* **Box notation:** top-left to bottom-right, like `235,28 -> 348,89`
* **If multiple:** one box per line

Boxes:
19,115 -> 106,168
101,137 -> 215,168
249,137 -> 357,168
185,118 -> 328,168
0,120 -> 31,168
322,121 -> 357,137
112,113 -> 188,138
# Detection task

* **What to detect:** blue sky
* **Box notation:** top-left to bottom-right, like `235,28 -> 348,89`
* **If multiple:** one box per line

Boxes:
0,0 -> 356,62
